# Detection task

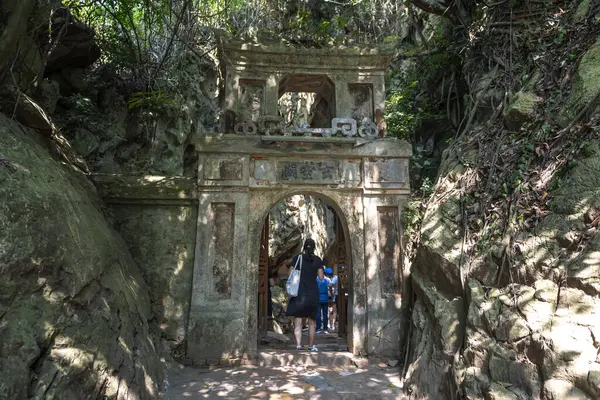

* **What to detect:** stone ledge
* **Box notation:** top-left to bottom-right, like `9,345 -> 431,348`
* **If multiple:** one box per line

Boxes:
91,174 -> 197,202
193,134 -> 413,158
258,350 -> 355,368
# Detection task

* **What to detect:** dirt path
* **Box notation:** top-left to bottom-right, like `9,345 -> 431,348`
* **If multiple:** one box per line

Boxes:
162,355 -> 407,399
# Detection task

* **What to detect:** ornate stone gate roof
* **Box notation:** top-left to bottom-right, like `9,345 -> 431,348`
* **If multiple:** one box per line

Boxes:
218,38 -> 394,141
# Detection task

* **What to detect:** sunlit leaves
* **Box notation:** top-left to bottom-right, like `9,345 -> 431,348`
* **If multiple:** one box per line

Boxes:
127,89 -> 175,110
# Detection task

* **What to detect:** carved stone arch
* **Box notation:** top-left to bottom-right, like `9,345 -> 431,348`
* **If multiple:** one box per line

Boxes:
187,134 -> 412,363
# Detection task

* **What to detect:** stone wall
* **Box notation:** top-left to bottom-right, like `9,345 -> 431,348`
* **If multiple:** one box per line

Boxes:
110,204 -> 197,356
91,176 -> 198,359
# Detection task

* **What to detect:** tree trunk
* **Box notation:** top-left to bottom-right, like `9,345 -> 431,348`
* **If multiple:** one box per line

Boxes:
0,0 -> 36,83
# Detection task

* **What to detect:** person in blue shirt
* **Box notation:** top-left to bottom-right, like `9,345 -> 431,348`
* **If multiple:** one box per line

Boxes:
315,269 -> 332,334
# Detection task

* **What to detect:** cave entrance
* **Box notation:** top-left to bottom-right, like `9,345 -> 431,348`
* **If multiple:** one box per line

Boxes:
257,195 -> 351,351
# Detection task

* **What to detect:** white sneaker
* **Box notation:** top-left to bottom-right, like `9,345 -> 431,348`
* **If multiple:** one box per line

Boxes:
309,345 -> 318,351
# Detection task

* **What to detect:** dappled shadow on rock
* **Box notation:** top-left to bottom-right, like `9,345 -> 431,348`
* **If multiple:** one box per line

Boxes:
0,115 -> 163,399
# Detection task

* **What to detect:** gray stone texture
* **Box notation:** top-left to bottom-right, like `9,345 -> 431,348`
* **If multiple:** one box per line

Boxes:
406,142 -> 600,399
0,115 -> 162,399
109,204 -> 197,355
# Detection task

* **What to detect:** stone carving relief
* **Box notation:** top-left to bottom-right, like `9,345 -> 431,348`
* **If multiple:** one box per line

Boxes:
234,120 -> 257,135
349,83 -> 374,122
358,119 -> 378,139
227,116 -> 381,139
238,79 -> 265,122
294,118 -> 356,138
279,160 -> 339,182
258,115 -> 285,136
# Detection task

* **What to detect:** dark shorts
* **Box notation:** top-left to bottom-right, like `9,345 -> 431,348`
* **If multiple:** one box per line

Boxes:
287,295 -> 318,319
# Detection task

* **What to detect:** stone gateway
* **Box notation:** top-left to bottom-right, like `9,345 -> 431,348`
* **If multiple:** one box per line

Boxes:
92,40 -> 412,365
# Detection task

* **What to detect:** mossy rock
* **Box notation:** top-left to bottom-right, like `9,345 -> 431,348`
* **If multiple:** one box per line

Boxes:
0,115 -> 162,399
572,0 -> 591,23
504,91 -> 543,131
549,141 -> 600,218
560,38 -> 600,126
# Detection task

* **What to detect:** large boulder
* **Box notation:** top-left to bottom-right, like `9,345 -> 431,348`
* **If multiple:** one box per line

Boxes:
503,91 -> 543,131
38,7 -> 101,74
0,115 -> 163,399
560,37 -> 600,126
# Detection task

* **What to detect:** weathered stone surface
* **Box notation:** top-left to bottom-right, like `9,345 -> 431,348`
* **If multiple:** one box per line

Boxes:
485,382 -> 519,400
560,37 -> 600,126
488,352 -> 540,397
413,271 -> 465,356
534,279 -> 558,302
38,8 -> 101,73
10,89 -> 55,133
543,379 -> 591,399
110,204 -> 197,355
503,91 -> 543,131
404,300 -> 455,399
0,115 -> 162,399
573,0 -> 591,23
407,12 -> 600,399
568,250 -> 600,296
414,196 -> 464,298
35,79 -> 61,114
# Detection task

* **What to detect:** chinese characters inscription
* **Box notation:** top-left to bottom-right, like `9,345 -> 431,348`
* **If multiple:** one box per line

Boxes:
278,160 -> 340,182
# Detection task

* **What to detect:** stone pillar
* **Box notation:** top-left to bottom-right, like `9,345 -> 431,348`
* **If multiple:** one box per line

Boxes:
372,74 -> 386,115
265,75 -> 279,116
363,195 -> 406,357
187,191 -> 251,363
334,75 -> 353,119
188,153 -> 252,364
362,156 -> 411,357
339,194 -> 368,356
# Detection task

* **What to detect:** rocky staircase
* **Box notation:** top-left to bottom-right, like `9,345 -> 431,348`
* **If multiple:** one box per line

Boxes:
258,349 -> 355,368
258,329 -> 357,368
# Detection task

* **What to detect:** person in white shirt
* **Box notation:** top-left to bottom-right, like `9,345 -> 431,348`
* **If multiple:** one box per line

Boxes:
325,267 -> 338,331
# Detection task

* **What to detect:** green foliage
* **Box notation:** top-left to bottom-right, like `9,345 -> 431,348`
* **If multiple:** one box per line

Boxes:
385,65 -> 445,141
128,90 -> 175,110
385,79 -> 418,141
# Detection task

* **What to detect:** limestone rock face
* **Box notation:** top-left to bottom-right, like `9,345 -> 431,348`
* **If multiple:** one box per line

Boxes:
37,8 -> 101,74
407,142 -> 600,399
0,115 -> 163,399
573,0 -> 591,23
503,91 -> 543,131
268,195 -> 336,266
561,37 -> 600,126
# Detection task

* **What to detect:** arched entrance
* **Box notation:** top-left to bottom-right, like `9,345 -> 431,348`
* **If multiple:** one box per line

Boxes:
257,193 -> 352,350
186,133 -> 412,364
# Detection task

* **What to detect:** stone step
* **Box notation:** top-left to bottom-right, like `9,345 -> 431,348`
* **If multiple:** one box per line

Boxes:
258,350 -> 354,368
